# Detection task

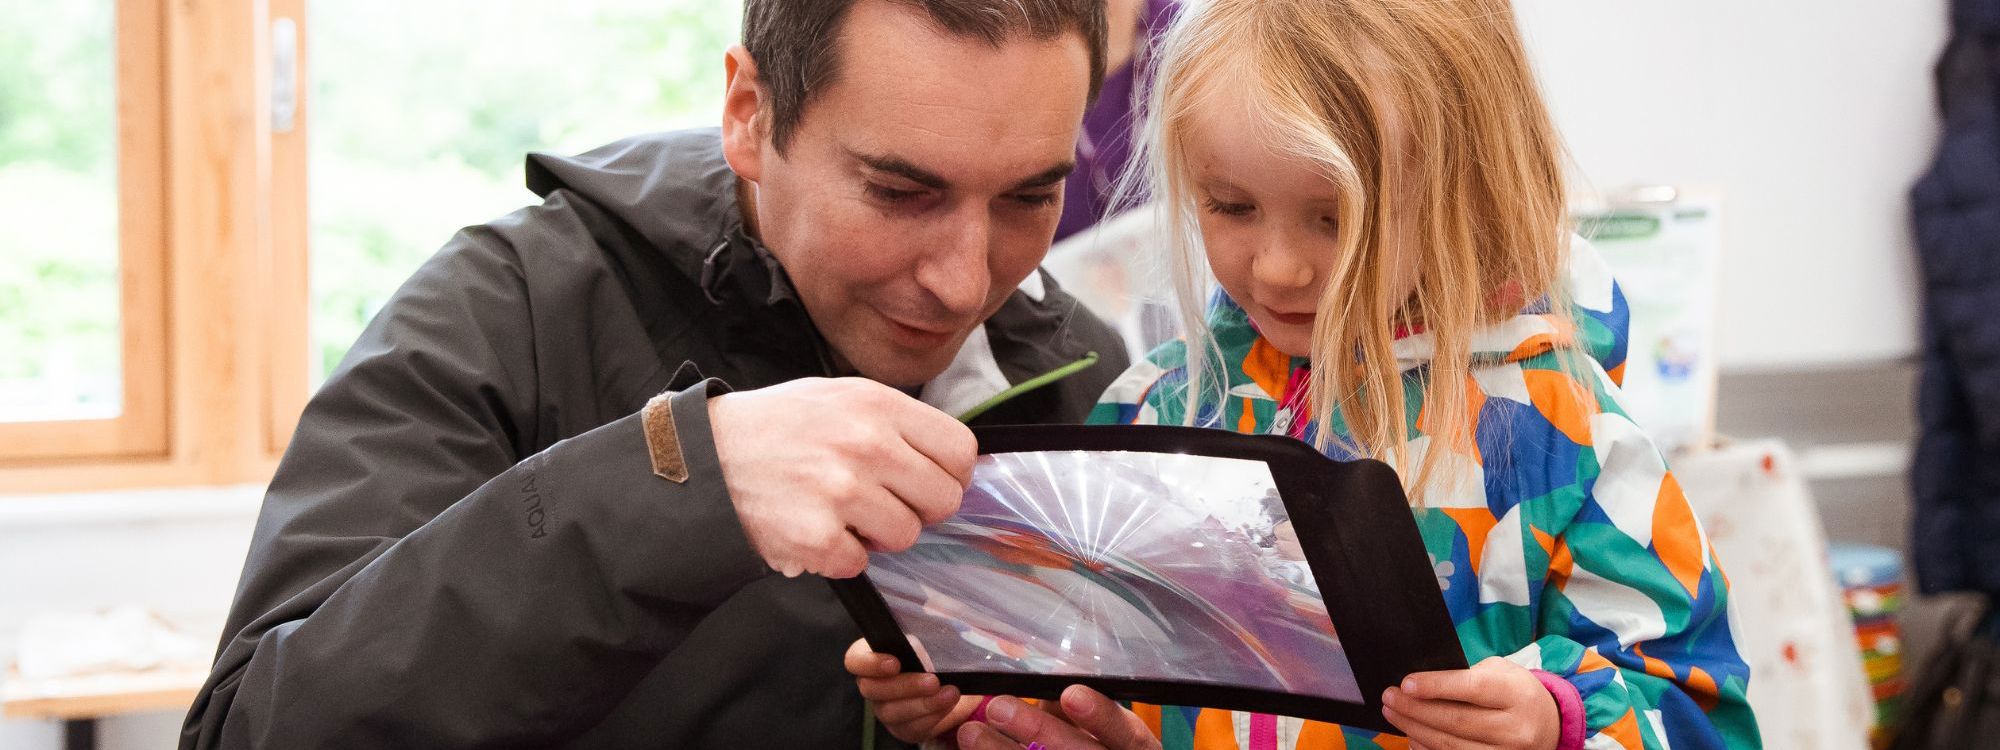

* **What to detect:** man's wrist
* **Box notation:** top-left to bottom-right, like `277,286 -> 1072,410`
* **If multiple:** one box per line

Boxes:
641,379 -> 733,484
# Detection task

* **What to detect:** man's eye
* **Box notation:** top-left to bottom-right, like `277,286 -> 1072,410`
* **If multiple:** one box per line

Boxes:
866,184 -> 926,204
1011,192 -> 1061,208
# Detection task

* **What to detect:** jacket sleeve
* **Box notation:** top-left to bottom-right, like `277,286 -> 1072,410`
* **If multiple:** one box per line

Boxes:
1519,366 -> 1760,750
180,232 -> 770,749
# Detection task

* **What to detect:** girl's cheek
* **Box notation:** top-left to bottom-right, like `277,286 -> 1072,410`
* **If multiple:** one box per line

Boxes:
1203,232 -> 1258,300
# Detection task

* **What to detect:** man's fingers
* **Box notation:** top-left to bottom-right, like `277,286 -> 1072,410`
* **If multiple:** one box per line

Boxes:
846,486 -> 925,553
982,696 -> 1109,750
880,439 -> 970,527
957,693 -> 1159,750
817,530 -> 872,579
885,394 -> 979,485
844,639 -> 900,678
1061,685 -> 1161,750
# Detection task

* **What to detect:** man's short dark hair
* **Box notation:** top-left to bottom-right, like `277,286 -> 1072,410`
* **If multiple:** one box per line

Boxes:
742,0 -> 1108,152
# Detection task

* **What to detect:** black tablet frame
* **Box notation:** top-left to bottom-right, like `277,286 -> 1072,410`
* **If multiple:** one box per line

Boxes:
829,424 -> 1465,733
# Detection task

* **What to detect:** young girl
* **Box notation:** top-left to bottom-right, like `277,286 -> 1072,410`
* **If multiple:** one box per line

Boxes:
851,1 -> 1759,748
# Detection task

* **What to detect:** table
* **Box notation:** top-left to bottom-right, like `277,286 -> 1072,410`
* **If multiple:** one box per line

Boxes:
1675,440 -> 1877,749
3,665 -> 207,750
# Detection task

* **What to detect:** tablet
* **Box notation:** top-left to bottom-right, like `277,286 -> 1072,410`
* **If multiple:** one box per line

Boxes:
829,425 -> 1465,732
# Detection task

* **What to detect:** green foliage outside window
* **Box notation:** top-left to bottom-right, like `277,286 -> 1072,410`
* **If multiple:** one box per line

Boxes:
309,1 -> 743,378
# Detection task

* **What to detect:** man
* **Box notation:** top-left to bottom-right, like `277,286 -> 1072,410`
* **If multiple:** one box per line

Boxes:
181,1 -> 1129,746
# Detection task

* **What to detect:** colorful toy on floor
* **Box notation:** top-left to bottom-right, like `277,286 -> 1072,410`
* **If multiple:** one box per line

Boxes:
1830,543 -> 1907,748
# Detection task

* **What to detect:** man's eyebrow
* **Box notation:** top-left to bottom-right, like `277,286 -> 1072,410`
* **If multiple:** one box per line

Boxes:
1011,162 -> 1076,191
853,151 -> 950,190
852,150 -> 1077,193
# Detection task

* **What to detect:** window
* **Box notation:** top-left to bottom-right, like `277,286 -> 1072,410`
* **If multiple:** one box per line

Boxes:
0,0 -> 753,491
0,0 -> 168,463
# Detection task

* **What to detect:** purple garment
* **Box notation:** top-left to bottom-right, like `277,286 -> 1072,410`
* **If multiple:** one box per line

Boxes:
1054,0 -> 1181,242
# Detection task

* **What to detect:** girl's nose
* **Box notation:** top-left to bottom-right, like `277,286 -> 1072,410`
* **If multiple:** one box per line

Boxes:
1252,238 -> 1317,289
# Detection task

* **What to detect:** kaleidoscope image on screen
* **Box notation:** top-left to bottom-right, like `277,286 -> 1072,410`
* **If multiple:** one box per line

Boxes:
867,450 -> 1363,703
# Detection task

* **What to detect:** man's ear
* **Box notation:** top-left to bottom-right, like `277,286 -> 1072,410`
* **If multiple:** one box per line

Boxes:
721,45 -> 766,184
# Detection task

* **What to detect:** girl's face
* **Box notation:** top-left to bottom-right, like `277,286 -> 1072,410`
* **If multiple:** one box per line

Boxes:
1181,97 -> 1421,359
1182,99 -> 1342,358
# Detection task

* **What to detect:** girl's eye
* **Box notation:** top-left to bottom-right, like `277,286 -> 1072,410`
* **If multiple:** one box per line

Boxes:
1204,198 -> 1256,217
866,183 -> 926,204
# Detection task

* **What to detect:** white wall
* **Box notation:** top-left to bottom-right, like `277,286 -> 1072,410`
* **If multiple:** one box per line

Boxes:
1516,1 -> 1949,369
0,488 -> 261,750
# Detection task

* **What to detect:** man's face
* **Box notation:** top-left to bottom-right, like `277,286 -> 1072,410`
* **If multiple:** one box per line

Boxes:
724,1 -> 1093,387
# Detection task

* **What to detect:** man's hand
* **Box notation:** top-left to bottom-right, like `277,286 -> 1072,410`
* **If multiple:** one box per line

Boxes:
1381,657 -> 1561,750
709,378 -> 975,578
957,687 -> 1161,750
845,639 -> 981,743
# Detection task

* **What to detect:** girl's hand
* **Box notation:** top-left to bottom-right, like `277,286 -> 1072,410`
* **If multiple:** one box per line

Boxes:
957,687 -> 1162,750
1381,657 -> 1560,750
844,639 -> 982,743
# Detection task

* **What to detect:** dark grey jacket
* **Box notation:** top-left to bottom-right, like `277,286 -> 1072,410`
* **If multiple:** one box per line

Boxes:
181,129 -> 1128,749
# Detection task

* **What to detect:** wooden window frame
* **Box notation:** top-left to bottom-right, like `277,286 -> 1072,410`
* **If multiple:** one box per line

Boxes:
266,0 -> 310,455
0,0 -> 309,493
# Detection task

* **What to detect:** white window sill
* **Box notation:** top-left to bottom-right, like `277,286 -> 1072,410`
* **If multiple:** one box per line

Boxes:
0,485 -> 264,529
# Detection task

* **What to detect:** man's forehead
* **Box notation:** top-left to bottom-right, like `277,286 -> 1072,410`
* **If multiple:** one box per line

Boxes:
805,3 -> 1091,190
827,2 -> 1090,115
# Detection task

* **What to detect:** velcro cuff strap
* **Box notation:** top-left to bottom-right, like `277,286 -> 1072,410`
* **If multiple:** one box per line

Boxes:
642,392 -> 690,484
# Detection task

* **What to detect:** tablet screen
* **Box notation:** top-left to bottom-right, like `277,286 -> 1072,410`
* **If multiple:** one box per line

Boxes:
864,450 -> 1364,704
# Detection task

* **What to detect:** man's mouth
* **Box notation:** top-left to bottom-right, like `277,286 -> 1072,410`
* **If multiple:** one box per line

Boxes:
880,312 -> 964,347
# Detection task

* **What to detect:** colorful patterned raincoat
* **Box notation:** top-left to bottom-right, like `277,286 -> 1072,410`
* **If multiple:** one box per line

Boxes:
1086,246 -> 1759,750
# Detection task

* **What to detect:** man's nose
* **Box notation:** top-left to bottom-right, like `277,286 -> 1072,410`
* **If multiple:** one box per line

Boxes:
917,208 -> 994,317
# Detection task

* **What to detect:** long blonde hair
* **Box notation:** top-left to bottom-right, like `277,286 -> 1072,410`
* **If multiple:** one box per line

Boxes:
1133,0 -> 1572,503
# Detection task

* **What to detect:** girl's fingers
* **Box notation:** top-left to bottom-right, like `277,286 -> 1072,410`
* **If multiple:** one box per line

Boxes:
1381,688 -> 1510,744
875,701 -> 947,727
957,721 -> 1028,750
876,692 -> 981,741
844,639 -> 900,678
856,672 -> 944,702
1382,706 -> 1471,750
1399,668 -> 1508,709
1401,658 -> 1534,710
875,688 -> 958,725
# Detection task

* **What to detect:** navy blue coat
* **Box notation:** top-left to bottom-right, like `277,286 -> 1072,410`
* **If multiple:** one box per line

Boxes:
1912,0 -> 2000,596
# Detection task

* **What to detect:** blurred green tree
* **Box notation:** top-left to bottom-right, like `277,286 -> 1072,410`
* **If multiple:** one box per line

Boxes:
309,1 -> 742,377
0,1 -> 746,415
0,0 -> 120,419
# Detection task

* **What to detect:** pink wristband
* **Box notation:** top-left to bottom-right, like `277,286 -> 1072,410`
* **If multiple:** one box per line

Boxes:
1532,670 -> 1587,750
